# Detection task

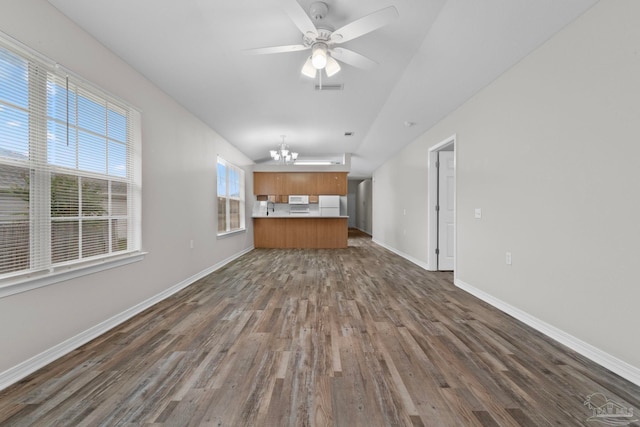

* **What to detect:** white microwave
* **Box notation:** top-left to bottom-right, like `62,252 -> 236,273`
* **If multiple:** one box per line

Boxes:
288,195 -> 309,205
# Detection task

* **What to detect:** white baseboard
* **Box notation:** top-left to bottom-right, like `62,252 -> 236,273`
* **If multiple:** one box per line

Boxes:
352,227 -> 372,236
454,278 -> 640,387
372,238 -> 433,271
0,246 -> 254,392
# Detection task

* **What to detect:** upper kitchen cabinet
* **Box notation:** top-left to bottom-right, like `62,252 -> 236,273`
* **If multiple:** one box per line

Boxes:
253,172 -> 286,195
316,172 -> 347,195
254,172 -> 347,195
287,172 -> 318,195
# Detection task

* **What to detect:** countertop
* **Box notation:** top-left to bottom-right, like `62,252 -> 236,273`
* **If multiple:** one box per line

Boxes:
252,213 -> 348,218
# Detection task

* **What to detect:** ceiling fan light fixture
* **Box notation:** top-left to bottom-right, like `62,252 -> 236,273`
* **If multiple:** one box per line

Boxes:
301,56 -> 317,78
311,43 -> 328,69
325,55 -> 341,77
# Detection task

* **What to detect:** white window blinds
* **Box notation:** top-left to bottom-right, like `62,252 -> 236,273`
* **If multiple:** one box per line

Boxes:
0,33 -> 142,284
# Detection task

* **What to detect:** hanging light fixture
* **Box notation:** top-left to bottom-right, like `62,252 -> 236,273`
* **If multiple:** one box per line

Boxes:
311,43 -> 328,69
270,135 -> 299,165
301,42 -> 340,78
324,56 -> 341,77
301,57 -> 316,78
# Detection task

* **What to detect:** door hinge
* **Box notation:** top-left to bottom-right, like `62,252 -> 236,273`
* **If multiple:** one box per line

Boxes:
436,160 -> 440,168
435,248 -> 440,255
435,205 -> 440,212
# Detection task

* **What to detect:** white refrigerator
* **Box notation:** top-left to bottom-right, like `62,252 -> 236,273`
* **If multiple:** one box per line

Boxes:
319,195 -> 340,217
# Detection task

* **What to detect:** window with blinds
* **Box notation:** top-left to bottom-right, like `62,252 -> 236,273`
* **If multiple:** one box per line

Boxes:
217,157 -> 245,235
0,34 -> 141,285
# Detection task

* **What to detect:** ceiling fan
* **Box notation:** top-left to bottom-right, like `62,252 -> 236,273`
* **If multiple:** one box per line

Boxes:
245,1 -> 399,78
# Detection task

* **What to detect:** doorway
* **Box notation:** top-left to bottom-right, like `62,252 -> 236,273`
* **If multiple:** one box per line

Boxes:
427,135 -> 456,271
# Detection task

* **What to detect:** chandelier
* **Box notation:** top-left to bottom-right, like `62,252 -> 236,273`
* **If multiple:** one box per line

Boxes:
270,135 -> 299,165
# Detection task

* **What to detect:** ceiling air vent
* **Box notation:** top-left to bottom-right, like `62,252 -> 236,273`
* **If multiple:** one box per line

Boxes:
315,84 -> 344,91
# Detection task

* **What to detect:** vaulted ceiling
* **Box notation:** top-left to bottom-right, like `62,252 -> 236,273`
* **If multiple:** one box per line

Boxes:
48,0 -> 597,177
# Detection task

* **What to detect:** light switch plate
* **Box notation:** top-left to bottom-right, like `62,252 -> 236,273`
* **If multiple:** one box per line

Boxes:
474,208 -> 482,219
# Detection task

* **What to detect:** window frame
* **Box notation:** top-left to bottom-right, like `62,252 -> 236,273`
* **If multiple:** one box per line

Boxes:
216,156 -> 245,236
0,32 -> 143,297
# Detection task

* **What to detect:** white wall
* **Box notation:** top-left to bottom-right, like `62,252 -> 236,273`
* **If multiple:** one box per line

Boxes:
347,180 -> 359,228
373,0 -> 640,382
0,0 -> 254,381
356,179 -> 373,234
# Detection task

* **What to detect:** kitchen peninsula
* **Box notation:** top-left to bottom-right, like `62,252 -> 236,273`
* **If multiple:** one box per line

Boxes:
252,172 -> 348,248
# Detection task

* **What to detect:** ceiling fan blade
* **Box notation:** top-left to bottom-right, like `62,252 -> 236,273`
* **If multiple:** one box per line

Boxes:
244,44 -> 309,55
329,6 -> 398,44
331,47 -> 377,70
283,0 -> 318,39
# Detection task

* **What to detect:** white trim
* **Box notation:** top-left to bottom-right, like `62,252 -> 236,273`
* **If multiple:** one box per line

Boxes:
427,135 -> 456,272
353,231 -> 638,387
454,278 -> 640,388
216,228 -> 247,239
0,252 -> 146,298
372,238 -> 430,271
0,246 -> 254,392
354,227 -> 371,236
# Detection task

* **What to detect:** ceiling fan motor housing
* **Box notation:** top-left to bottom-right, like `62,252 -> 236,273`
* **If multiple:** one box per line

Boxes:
309,2 -> 329,21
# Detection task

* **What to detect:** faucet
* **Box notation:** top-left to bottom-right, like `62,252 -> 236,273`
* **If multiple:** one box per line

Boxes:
266,201 -> 275,216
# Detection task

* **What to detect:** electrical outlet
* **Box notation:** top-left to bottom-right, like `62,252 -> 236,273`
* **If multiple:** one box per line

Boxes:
505,252 -> 512,265
474,208 -> 482,219
403,209 -> 407,215
190,239 -> 194,249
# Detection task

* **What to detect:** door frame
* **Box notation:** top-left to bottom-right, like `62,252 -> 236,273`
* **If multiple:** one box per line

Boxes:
427,134 -> 456,271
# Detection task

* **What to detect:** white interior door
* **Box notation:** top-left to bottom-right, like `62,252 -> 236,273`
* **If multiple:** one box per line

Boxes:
438,151 -> 455,270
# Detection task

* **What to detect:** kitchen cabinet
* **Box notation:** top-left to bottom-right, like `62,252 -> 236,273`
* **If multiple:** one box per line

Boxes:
254,172 -> 346,196
286,172 -> 317,195
316,218 -> 348,248
253,217 -> 347,248
254,172 -> 286,195
316,172 -> 347,195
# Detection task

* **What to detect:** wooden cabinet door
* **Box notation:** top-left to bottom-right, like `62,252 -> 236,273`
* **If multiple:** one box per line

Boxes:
316,218 -> 348,248
256,172 -> 345,195
334,172 -> 346,195
315,173 -> 332,194
285,172 -> 318,195
316,172 -> 347,195
254,218 -> 287,247
254,172 -> 274,195
273,173 -> 286,195
253,172 -> 286,195
286,173 -> 305,195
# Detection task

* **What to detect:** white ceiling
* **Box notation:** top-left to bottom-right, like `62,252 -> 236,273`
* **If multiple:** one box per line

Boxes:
48,0 -> 597,178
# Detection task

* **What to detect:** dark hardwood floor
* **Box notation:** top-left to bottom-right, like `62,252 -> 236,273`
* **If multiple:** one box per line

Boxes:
1,229 -> 638,426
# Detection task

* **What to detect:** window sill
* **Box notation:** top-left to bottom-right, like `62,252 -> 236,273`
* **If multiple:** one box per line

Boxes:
0,251 -> 147,299
217,228 -> 246,239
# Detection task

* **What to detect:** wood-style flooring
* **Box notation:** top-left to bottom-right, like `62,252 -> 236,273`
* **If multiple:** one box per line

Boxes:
0,229 -> 638,426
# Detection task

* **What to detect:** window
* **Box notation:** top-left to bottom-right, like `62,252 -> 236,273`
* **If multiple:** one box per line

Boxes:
217,156 -> 245,235
0,34 -> 141,288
